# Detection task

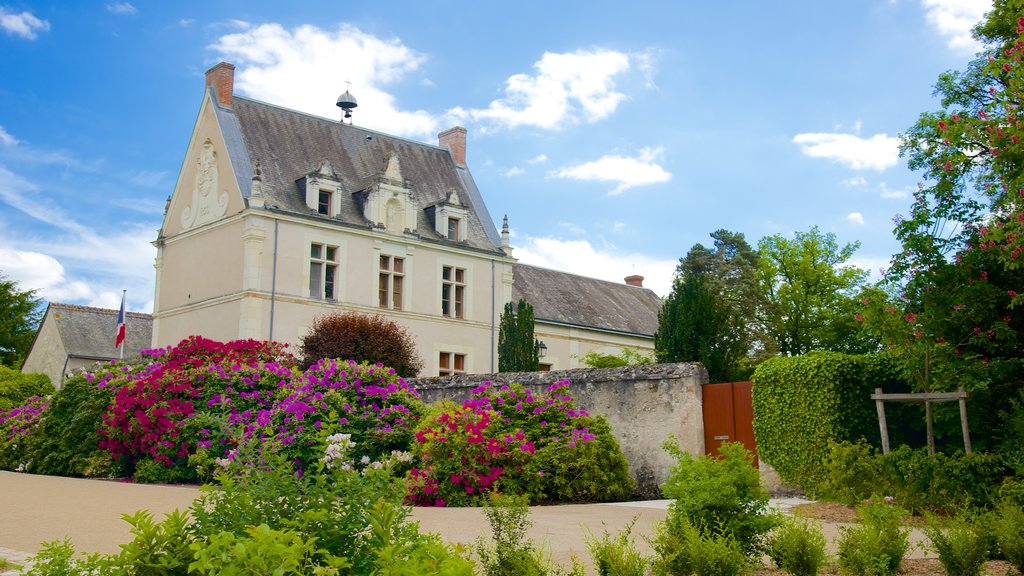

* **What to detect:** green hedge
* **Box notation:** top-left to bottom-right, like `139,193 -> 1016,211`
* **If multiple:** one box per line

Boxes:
0,365 -> 53,412
751,352 -> 904,490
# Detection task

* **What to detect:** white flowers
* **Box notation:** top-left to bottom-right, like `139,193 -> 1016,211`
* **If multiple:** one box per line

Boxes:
322,433 -> 355,470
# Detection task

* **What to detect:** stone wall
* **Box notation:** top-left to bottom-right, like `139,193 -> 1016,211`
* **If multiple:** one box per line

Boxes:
411,362 -> 707,499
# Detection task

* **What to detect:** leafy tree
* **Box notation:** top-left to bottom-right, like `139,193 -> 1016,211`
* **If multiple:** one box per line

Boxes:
299,311 -> 423,376
578,347 -> 653,368
0,365 -> 52,412
757,227 -> 873,356
0,272 -> 42,368
498,299 -> 539,372
860,0 -> 1024,450
657,231 -> 762,382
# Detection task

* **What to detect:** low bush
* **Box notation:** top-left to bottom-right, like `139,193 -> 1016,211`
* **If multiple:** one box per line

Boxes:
299,311 -> 423,376
836,497 -> 909,576
584,519 -> 649,576
659,440 -> 778,557
767,516 -> 828,576
0,395 -> 48,471
650,514 -> 747,576
476,493 -> 584,576
923,513 -> 988,576
991,501 -> 1024,574
0,365 -> 52,412
407,381 -> 633,506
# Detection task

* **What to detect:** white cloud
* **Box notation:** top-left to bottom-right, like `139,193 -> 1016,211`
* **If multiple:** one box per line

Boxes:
528,154 -> 548,164
879,182 -> 911,199
922,0 -> 989,52
0,248 -> 96,303
847,212 -> 865,225
449,49 -> 632,131
211,22 -> 439,139
792,132 -> 899,170
179,19 -> 194,28
503,166 -> 524,177
0,7 -> 49,40
514,236 -> 676,297
106,3 -> 137,15
842,176 -> 867,187
548,147 -> 671,195
0,126 -> 17,146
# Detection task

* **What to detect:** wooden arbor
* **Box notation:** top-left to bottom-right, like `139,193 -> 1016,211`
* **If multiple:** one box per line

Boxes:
871,388 -> 971,456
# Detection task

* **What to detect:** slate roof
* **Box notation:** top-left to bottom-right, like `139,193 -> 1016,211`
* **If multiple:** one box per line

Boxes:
215,94 -> 502,253
47,303 -> 153,359
512,264 -> 662,337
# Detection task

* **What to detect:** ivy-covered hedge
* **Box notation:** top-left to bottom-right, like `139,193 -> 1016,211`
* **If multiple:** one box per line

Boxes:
751,351 -> 905,490
0,366 -> 52,412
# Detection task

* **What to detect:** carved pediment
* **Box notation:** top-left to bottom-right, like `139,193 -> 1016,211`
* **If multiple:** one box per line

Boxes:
181,139 -> 229,229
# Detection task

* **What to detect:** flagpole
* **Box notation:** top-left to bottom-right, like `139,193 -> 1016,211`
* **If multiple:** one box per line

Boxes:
119,290 -> 126,361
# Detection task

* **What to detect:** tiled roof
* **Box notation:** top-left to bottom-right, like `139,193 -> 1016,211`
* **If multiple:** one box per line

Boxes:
512,264 -> 662,337
218,94 -> 502,253
48,303 -> 153,359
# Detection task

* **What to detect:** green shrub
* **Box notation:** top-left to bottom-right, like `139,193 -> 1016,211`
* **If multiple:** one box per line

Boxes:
0,365 -> 52,412
751,352 -> 903,490
820,440 -> 883,505
923,513 -> 988,576
836,497 -> 909,576
0,395 -> 48,471
767,516 -> 828,576
365,499 -> 476,576
991,501 -> 1024,574
113,509 -> 194,574
650,514 -> 747,576
659,440 -> 778,557
299,311 -> 423,376
27,364 -> 124,477
475,493 -> 583,576
189,523 -> 334,575
584,519 -> 649,576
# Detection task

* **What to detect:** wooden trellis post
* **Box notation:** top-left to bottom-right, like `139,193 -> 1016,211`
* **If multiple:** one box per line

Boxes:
870,388 -> 971,456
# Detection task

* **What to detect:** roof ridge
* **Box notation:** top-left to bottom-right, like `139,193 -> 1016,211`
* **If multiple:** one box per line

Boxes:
513,262 -> 654,292
232,95 -> 448,152
50,302 -> 154,319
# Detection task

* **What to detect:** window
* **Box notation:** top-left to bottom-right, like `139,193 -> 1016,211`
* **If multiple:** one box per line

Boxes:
379,255 -> 404,310
317,191 -> 331,215
447,217 -> 460,241
438,352 -> 466,376
441,265 -> 465,319
310,243 -> 338,299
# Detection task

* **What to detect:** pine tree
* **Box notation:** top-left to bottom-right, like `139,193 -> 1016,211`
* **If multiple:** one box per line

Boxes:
498,299 -> 539,372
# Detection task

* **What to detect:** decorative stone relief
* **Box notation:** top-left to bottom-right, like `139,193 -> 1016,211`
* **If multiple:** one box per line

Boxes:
181,139 -> 229,229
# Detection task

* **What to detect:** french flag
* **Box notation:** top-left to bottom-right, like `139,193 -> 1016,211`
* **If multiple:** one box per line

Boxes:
115,292 -> 126,350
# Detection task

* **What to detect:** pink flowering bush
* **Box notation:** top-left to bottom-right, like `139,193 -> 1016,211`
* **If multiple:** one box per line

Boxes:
0,395 -> 48,471
207,359 -> 425,478
406,381 -> 634,506
98,336 -> 297,482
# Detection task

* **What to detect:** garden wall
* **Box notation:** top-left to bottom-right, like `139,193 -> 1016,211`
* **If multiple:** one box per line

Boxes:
411,363 -> 707,499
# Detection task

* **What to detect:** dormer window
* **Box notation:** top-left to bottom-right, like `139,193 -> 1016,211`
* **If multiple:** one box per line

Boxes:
300,159 -> 342,217
447,217 -> 461,241
318,190 -> 332,215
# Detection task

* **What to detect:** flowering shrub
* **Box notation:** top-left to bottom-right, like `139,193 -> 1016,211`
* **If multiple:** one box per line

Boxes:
204,359 -> 425,478
406,381 -> 634,506
0,395 -> 48,471
98,336 -> 297,481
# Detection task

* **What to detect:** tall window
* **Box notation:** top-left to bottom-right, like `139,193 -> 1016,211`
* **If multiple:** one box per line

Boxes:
379,255 -> 404,310
310,243 -> 338,299
441,265 -> 465,319
447,217 -> 460,241
317,191 -> 331,215
438,352 -> 465,376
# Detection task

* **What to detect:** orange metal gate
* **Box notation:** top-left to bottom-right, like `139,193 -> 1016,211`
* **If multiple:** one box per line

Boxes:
702,381 -> 758,466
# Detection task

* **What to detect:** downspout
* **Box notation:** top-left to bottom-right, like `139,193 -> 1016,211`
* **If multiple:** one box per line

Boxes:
268,217 -> 279,342
491,259 -> 496,373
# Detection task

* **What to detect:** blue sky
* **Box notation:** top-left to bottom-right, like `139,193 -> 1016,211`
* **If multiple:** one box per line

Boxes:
0,0 -> 992,312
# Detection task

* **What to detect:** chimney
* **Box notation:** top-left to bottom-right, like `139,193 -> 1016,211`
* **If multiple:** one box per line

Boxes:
624,275 -> 645,288
439,126 -> 467,166
205,62 -> 235,108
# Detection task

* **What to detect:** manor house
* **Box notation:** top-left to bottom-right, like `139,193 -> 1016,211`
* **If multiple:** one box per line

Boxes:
151,62 -> 661,376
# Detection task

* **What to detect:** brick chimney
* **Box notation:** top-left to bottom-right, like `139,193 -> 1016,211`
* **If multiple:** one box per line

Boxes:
439,126 -> 467,166
205,62 -> 235,107
624,275 -> 645,288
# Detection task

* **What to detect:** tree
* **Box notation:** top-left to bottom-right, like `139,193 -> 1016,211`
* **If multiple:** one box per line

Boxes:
657,230 -> 762,382
498,299 -> 539,372
757,227 -> 873,356
299,311 -> 423,376
0,272 -> 42,368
